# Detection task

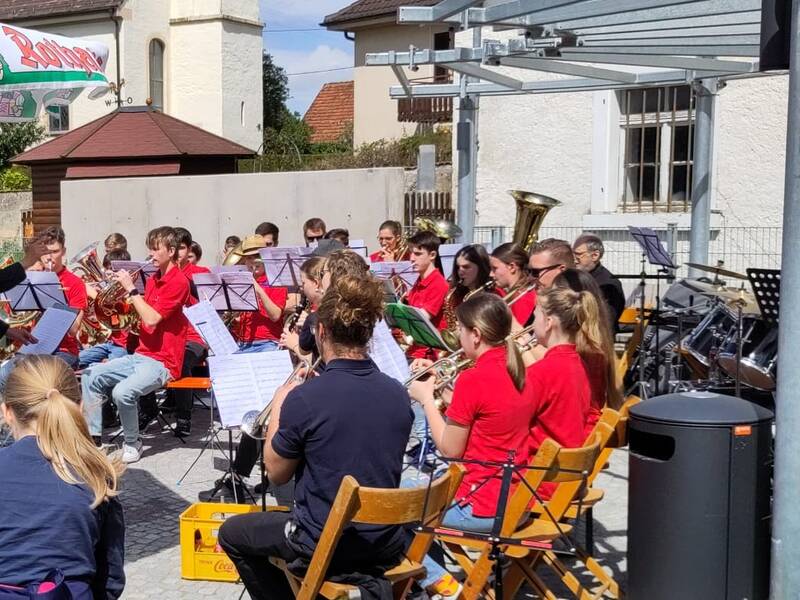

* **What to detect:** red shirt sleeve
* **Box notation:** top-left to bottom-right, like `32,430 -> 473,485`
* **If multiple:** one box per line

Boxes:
60,270 -> 88,310
446,370 -> 481,427
263,285 -> 288,314
419,275 -> 449,318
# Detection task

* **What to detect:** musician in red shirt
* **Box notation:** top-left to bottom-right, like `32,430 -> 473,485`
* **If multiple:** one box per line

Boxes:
78,249 -> 133,369
408,293 -> 532,597
404,231 -> 448,361
235,245 -> 288,353
490,242 -> 536,330
82,227 -> 190,463
369,220 -> 408,263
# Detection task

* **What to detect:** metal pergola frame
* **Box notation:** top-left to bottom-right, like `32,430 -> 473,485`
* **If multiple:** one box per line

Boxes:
365,0 -> 799,597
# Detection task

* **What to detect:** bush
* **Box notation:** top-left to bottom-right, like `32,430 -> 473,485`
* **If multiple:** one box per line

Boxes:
242,127 -> 452,173
0,166 -> 31,192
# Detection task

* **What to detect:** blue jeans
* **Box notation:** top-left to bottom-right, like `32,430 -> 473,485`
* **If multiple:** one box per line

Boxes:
0,352 -> 78,393
81,353 -> 169,445
237,340 -> 279,353
420,503 -> 495,587
78,342 -> 128,370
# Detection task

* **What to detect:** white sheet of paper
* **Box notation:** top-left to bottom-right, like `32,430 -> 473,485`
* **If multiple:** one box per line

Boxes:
370,261 -> 419,288
259,247 -> 312,288
208,350 -> 294,428
110,260 -> 157,293
369,320 -> 410,384
439,243 -> 464,281
348,240 -> 368,258
18,307 -> 77,355
183,301 -> 239,357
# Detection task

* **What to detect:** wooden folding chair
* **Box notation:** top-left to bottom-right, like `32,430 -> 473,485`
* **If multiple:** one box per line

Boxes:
271,464 -> 464,600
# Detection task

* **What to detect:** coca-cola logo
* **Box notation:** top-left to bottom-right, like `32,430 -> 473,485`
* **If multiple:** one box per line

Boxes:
213,559 -> 235,574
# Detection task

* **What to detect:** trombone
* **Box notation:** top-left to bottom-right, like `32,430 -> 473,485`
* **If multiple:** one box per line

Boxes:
240,355 -> 323,440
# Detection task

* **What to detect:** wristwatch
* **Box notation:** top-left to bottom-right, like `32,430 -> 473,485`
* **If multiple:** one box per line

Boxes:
128,289 -> 141,298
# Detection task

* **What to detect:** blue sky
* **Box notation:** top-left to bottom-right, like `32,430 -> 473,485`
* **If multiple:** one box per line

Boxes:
261,1 -> 356,116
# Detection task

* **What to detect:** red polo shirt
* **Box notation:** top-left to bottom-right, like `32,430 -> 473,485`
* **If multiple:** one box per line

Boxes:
108,328 -> 129,351
136,264 -> 190,380
235,275 -> 288,343
510,288 -> 537,327
446,347 -> 534,517
582,352 -> 609,436
56,267 -> 88,356
404,269 -> 448,359
181,263 -> 210,346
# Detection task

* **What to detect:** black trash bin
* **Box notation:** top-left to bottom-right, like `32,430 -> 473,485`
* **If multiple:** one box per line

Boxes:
627,391 -> 773,600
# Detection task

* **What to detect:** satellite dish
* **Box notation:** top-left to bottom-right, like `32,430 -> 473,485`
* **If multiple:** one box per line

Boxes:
88,86 -> 110,100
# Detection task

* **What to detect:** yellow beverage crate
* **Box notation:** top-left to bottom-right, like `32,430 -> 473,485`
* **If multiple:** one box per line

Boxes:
179,502 -> 286,582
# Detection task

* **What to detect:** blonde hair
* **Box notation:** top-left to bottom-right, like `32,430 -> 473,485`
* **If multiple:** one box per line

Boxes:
3,356 -> 123,507
538,287 -> 621,409
456,293 -> 525,391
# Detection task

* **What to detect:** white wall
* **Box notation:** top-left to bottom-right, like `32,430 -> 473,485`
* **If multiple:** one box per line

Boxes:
60,168 -> 406,263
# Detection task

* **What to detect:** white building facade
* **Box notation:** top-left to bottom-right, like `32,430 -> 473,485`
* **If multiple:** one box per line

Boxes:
2,0 -> 263,151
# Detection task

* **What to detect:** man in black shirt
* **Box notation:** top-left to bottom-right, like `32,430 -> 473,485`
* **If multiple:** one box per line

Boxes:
573,233 -> 626,333
219,275 -> 413,600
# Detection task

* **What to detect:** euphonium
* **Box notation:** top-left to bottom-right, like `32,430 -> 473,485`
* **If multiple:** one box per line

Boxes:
95,263 -> 150,334
69,243 -> 105,283
223,242 -> 246,266
414,217 -> 463,242
508,190 -> 561,252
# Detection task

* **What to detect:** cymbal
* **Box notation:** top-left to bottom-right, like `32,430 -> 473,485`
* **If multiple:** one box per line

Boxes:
685,262 -> 748,280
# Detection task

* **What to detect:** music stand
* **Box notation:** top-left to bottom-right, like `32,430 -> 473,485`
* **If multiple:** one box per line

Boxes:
439,243 -> 465,280
3,272 -> 67,311
260,247 -> 312,290
193,273 -> 258,313
629,227 -> 678,397
109,260 -> 157,294
371,262 -> 418,299
747,268 -> 780,325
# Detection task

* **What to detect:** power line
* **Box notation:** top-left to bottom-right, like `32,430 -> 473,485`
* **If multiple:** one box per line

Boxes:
286,66 -> 353,76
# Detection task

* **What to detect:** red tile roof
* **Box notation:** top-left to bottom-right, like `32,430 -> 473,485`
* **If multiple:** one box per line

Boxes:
323,0 -> 439,28
13,107 -> 254,163
304,82 -> 354,144
0,0 -> 124,21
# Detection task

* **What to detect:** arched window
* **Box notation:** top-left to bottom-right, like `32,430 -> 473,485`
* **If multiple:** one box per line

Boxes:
149,39 -> 165,110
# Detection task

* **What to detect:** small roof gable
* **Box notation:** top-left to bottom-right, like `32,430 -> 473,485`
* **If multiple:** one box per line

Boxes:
304,82 -> 354,143
13,107 -> 254,164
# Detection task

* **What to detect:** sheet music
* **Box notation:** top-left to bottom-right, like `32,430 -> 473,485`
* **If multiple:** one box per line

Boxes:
4,272 -> 66,311
192,273 -> 257,311
109,260 -> 157,293
369,320 -> 410,384
211,265 -> 247,274
260,247 -> 312,288
19,307 -> 77,355
208,350 -> 294,428
370,261 -> 419,288
348,240 -> 368,258
183,301 -> 239,357
439,243 -> 464,280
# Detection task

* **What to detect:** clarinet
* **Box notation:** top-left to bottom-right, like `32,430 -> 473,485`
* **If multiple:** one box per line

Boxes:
286,296 -> 309,332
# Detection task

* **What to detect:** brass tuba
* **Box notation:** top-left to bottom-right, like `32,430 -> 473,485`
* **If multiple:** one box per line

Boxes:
223,242 -> 246,266
69,243 -> 105,283
414,217 -> 463,242
508,191 -> 562,252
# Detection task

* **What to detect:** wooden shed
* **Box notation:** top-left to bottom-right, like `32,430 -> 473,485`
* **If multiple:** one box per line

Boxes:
12,106 -> 254,232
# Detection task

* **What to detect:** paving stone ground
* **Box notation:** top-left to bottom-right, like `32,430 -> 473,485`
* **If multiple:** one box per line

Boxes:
118,405 -> 628,599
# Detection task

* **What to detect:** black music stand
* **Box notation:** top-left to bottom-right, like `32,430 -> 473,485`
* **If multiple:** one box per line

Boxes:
4,272 -> 66,311
109,260 -> 156,294
747,268 -> 781,325
193,273 -> 258,313
260,247 -> 313,290
629,227 -> 678,397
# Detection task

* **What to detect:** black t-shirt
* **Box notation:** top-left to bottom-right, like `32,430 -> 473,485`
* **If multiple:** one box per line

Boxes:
272,358 -> 414,559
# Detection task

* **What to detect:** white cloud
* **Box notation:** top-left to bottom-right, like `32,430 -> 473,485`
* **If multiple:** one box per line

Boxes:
271,45 -> 354,115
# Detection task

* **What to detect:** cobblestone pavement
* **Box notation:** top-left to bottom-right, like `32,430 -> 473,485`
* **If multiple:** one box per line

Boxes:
118,406 -> 628,599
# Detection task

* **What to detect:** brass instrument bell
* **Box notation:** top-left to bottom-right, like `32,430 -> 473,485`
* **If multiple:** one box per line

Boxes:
508,190 -> 561,252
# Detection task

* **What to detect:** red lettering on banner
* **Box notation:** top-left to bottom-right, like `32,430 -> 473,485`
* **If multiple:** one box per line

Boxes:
2,26 -> 43,69
43,40 -> 73,68
35,42 -> 62,67
52,43 -> 81,70
73,48 -> 100,75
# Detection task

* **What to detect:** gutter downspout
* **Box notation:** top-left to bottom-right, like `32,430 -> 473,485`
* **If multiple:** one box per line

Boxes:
111,9 -> 123,109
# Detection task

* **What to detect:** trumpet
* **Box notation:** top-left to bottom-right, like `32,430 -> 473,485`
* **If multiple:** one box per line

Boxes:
240,355 -> 322,440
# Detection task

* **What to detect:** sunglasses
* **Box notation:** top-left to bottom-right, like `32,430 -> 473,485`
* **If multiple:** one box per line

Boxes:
306,234 -> 324,242
527,264 -> 562,279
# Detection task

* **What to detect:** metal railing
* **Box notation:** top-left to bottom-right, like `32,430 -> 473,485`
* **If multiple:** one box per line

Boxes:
473,226 -> 782,279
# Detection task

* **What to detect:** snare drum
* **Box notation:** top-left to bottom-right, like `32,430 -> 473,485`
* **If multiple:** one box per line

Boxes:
717,321 -> 778,391
681,302 -> 735,367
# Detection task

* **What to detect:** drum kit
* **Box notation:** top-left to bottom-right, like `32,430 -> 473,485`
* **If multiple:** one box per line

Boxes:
626,261 -> 778,402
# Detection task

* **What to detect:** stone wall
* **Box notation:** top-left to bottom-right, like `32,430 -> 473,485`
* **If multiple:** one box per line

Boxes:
0,192 -> 31,241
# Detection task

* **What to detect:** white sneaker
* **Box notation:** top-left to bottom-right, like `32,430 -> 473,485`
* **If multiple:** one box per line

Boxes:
121,440 -> 143,464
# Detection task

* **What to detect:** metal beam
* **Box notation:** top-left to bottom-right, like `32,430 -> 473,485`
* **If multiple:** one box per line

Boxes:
688,78 -> 721,278
565,44 -> 760,56
771,0 -> 800,594
555,50 -> 759,72
443,62 -> 525,90
428,0 -> 484,20
560,9 -> 761,34
497,56 -> 642,82
391,65 -> 413,97
575,23 -> 760,40
578,33 -> 761,46
365,47 -> 481,66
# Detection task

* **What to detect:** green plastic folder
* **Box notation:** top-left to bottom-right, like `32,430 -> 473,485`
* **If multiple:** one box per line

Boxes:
384,302 -> 450,351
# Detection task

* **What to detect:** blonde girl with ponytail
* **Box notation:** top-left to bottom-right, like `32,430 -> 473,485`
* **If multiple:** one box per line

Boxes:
0,355 -> 125,600
408,292 -> 536,598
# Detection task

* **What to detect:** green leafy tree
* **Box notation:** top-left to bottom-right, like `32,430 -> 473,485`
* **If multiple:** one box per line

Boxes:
262,52 -> 289,132
0,122 -> 45,169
